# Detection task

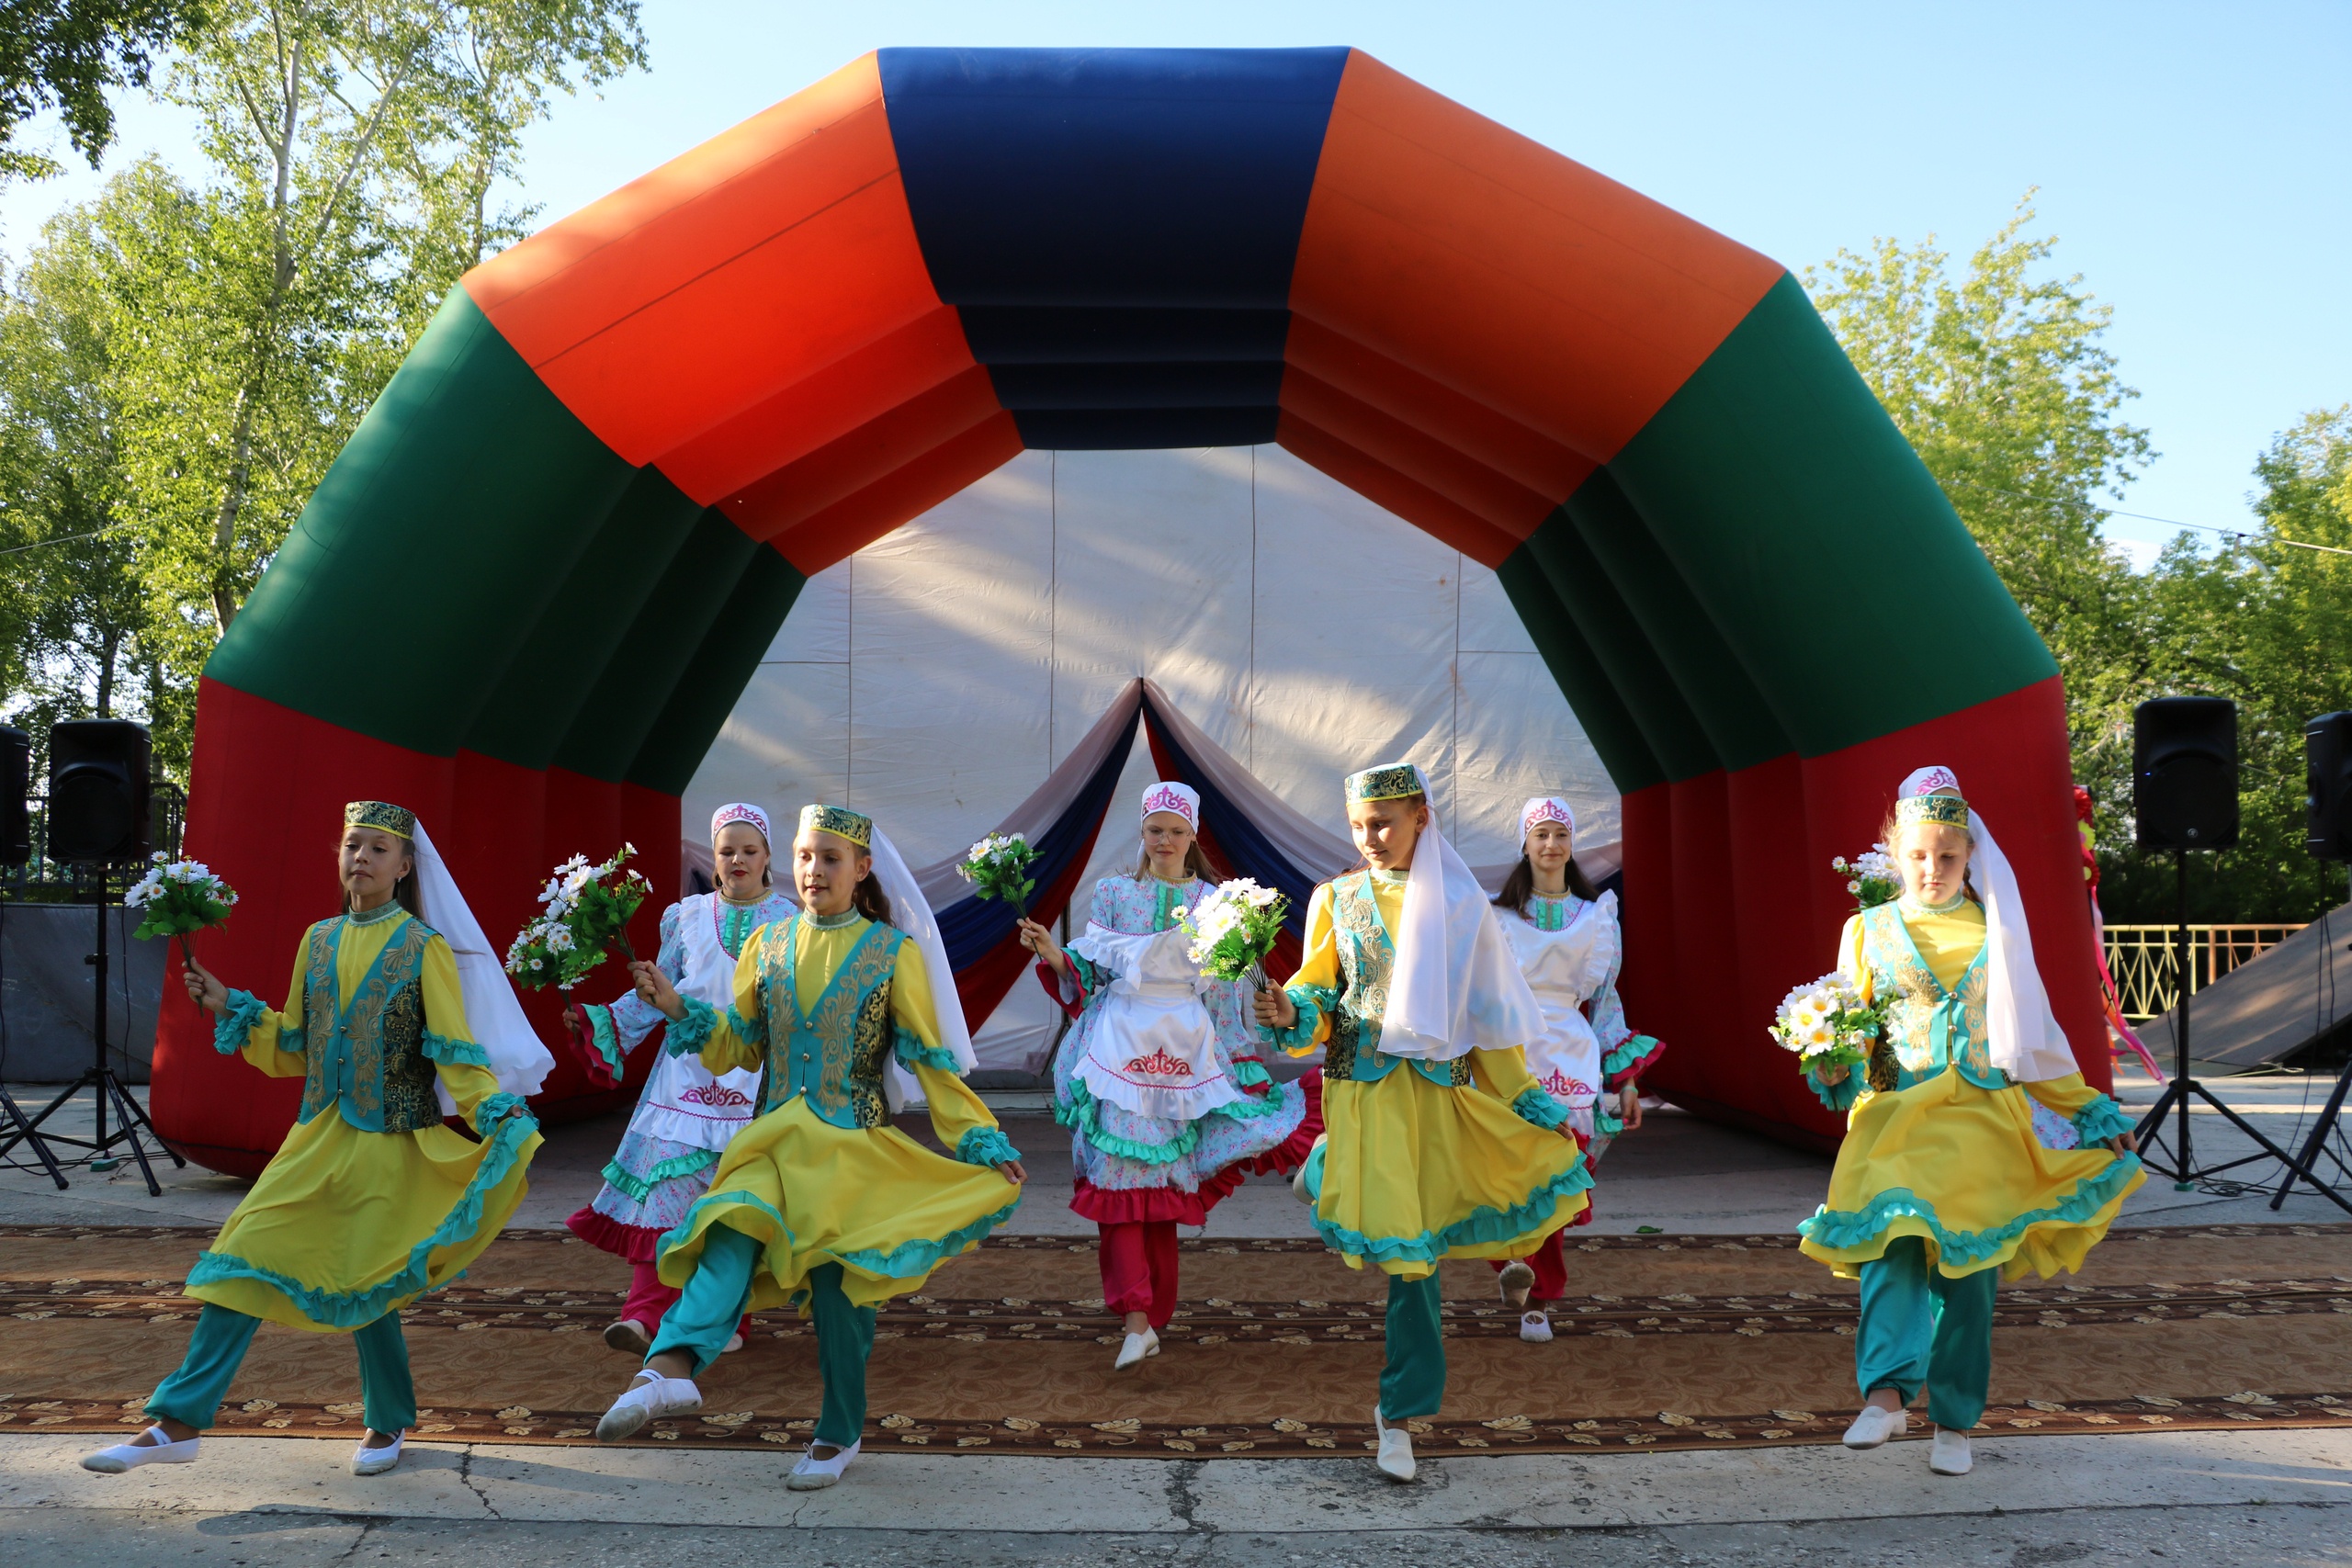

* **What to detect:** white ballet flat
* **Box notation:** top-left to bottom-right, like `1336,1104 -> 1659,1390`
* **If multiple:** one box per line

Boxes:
595,1369 -> 703,1442
1497,1260 -> 1536,1311
723,1331 -> 745,1354
786,1438 -> 861,1490
350,1431 -> 404,1476
1518,1309 -> 1554,1344
1842,1404 -> 1908,1449
1114,1327 -> 1160,1370
1929,1427 -> 1973,1475
1373,1406 -> 1417,1483
603,1318 -> 652,1356
81,1426 -> 199,1472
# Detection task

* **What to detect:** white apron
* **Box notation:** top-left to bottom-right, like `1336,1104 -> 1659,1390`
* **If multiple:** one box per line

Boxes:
1499,892 -> 1622,1111
1069,923 -> 1241,1121
629,892 -> 767,1150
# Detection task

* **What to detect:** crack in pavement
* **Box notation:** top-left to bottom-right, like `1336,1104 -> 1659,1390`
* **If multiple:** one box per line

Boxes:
456,1444 -> 503,1519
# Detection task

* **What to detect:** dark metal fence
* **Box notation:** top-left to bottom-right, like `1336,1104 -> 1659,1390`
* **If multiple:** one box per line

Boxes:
0,782 -> 186,904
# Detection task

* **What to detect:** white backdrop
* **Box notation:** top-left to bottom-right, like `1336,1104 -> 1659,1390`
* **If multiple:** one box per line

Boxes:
685,446 -> 1618,1075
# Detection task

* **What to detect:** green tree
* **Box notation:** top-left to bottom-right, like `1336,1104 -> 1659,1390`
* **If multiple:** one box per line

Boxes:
0,0 -> 202,179
1806,197 -> 2165,893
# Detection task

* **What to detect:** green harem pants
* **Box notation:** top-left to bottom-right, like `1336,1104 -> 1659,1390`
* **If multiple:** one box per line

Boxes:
648,1222 -> 875,1448
1380,1272 -> 1445,1420
145,1303 -> 414,1433
1855,1235 -> 1997,1430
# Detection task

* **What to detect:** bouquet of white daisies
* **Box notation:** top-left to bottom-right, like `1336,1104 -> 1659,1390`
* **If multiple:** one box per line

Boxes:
124,852 -> 239,966
1768,971 -> 1883,1077
1830,842 -> 1901,911
958,830 -> 1039,916
1178,878 -> 1288,987
505,845 -> 650,991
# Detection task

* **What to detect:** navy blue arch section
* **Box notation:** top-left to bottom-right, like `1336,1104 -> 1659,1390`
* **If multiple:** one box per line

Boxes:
877,46 -> 1348,449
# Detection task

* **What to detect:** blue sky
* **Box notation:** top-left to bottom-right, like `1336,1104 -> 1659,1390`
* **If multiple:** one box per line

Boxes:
4,1 -> 2346,562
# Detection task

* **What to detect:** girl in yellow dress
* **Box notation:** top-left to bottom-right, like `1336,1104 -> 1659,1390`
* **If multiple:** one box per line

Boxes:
1804,767 -> 2142,1476
81,801 -> 547,1478
596,804 -> 1026,1491
1255,762 -> 1589,1483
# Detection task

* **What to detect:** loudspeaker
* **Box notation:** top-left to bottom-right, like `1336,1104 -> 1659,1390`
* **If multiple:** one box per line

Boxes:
2134,697 -> 2238,851
47,719 -> 152,864
2309,712 -> 2352,863
0,727 -> 29,864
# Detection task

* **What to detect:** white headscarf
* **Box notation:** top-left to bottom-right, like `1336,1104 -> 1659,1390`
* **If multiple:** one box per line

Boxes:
1896,765 -> 2080,1082
410,818 -> 556,1114
1378,765 -> 1548,1062
865,823 -> 977,1076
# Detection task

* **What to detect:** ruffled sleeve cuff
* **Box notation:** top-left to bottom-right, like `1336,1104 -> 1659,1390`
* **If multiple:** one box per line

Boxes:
956,1126 -> 1023,1168
893,1026 -> 962,1075
1510,1085 -> 1571,1131
2070,1093 -> 2134,1145
564,1003 -> 626,1087
663,996 -> 720,1057
421,1030 -> 491,1067
1809,1070 -> 1861,1113
1232,1057 -> 1274,1095
1265,985 -> 1330,1055
1600,1034 -> 1666,1092
471,1091 -> 537,1138
1034,957 -> 1088,1021
213,989 -> 269,1055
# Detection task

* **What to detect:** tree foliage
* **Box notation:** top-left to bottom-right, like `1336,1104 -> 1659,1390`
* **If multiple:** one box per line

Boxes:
0,0 -> 644,778
0,0 -> 201,178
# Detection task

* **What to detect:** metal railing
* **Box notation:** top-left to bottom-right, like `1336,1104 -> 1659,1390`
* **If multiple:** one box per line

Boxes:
2103,923 -> 2306,1023
0,783 -> 186,903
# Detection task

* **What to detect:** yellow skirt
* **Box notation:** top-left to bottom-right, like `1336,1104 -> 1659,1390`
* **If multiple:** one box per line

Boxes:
1311,1067 -> 1591,1280
185,1110 -> 539,1332
1799,1070 -> 2143,1281
656,1097 -> 1023,1314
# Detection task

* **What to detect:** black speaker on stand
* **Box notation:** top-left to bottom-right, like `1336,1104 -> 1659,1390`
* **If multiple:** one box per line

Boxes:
2269,712 -> 2352,1209
0,727 -> 70,1190
2129,699 -> 2347,1212
0,721 -> 184,1195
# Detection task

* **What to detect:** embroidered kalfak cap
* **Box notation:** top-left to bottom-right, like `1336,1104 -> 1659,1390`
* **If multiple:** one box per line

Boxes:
1344,762 -> 1425,804
344,800 -> 415,840
710,802 -> 773,843
1520,795 -> 1576,840
1140,781 -> 1200,829
799,803 -> 873,848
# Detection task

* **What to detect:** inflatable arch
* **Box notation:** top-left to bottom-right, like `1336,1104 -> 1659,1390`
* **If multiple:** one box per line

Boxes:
161,46 -> 2102,1174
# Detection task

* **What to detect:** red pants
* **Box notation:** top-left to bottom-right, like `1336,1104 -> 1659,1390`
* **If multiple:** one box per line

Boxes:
621,1261 -> 750,1339
1100,1220 -> 1181,1328
1488,1227 -> 1569,1303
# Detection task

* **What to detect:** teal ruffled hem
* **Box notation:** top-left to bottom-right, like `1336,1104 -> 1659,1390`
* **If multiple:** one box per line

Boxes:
214,989 -> 268,1055
1601,1033 -> 1661,1083
893,1028 -> 961,1074
832,1193 -> 1022,1280
1057,1079 -> 1201,1164
1796,1155 -> 2144,1269
585,1004 -> 624,1080
1510,1085 -> 1570,1130
663,997 -> 718,1057
2069,1094 -> 2133,1145
421,1030 -> 489,1067
1313,1158 -> 1593,1269
956,1126 -> 1023,1167
1265,985 -> 1330,1055
183,1105 -> 538,1329
601,1146 -> 720,1201
662,1188 -> 792,1262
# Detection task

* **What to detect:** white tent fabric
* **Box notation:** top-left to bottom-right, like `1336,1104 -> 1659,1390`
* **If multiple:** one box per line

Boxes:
687,446 -> 1619,1076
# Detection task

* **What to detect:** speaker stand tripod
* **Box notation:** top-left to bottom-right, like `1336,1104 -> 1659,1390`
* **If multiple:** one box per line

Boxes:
2134,853 -> 2352,1214
2270,873 -> 2352,1210
0,870 -> 185,1195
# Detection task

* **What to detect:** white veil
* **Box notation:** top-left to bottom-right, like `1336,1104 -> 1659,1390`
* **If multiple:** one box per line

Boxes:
1897,766 -> 2082,1083
411,818 -> 556,1114
866,823 -> 977,1106
1381,765 -> 1548,1061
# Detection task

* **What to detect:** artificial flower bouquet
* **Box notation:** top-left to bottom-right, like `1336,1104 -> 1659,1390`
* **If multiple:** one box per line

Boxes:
1769,971 -> 1884,1078
1180,877 -> 1289,987
505,845 -> 650,991
124,853 -> 239,966
958,830 -> 1039,916
1831,842 -> 1901,911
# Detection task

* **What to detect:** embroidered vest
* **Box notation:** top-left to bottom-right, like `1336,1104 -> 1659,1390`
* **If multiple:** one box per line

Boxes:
1326,873 -> 1472,1089
749,916 -> 904,1130
296,915 -> 445,1133
1859,902 -> 2005,1091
